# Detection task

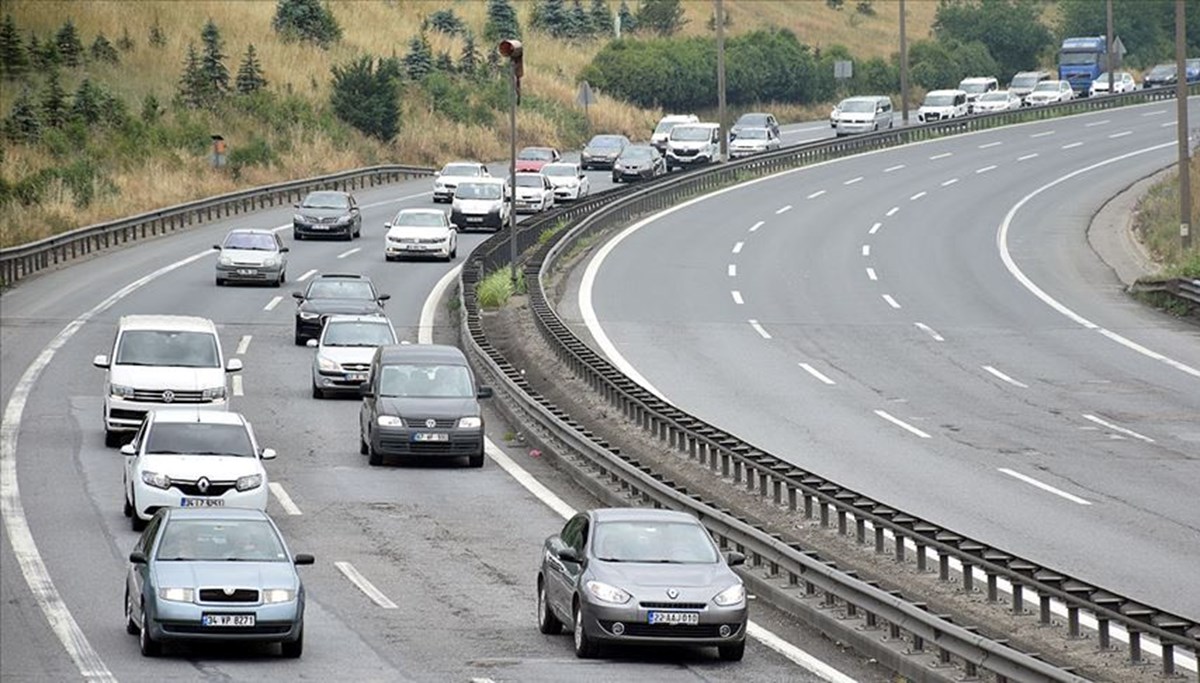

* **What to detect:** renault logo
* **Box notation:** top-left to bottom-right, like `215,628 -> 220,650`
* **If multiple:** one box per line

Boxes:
425,419 -> 436,429
197,477 -> 210,493
666,588 -> 679,600
161,390 -> 175,403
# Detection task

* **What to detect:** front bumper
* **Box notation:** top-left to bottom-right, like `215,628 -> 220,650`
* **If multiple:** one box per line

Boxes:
372,427 -> 484,458
580,598 -> 747,647
836,121 -> 875,134
215,263 -> 282,283
384,240 -> 451,259
133,480 -> 268,521
666,153 -> 712,167
552,186 -> 582,201
105,396 -> 228,433
581,155 -> 617,169
515,198 -> 547,214
148,598 -> 302,644
293,220 -> 352,238
313,367 -> 370,392
452,210 -> 504,231
728,147 -> 765,158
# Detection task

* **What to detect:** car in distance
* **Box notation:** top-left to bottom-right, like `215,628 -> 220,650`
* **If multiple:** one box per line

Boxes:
358,344 -> 493,468
125,507 -> 313,658
433,161 -> 490,203
122,409 -> 274,531
292,273 -> 390,345
666,122 -> 721,171
537,508 -> 748,661
834,95 -> 893,136
729,112 -> 779,141
451,178 -> 510,232
515,146 -> 561,173
308,315 -> 398,398
580,134 -> 630,170
1025,79 -> 1075,106
1142,63 -> 1177,89
543,162 -> 591,202
1009,70 -> 1053,105
612,145 -> 666,183
292,191 -> 361,241
971,90 -> 1022,113
651,114 -> 698,153
1090,71 -> 1136,96
916,90 -> 968,122
384,208 -> 457,262
213,229 -> 288,287
957,76 -> 999,111
94,315 -> 242,447
513,172 -> 556,214
727,128 -> 780,158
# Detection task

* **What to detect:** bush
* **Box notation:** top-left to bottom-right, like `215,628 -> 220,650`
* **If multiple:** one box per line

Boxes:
227,134 -> 276,179
330,55 -> 400,141
273,0 -> 342,48
476,266 -> 523,309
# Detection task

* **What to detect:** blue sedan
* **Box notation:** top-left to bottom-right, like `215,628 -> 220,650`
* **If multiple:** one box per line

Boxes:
124,507 -> 313,657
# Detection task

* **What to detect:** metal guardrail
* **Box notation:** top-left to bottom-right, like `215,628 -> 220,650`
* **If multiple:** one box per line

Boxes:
460,86 -> 1200,681
0,164 -> 434,288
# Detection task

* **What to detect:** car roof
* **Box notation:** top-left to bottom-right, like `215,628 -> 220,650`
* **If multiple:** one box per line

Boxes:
149,408 -> 246,425
660,114 -> 697,122
166,507 -> 271,522
843,95 -> 883,104
443,160 -> 483,167
377,343 -> 467,364
959,77 -> 996,83
118,315 -> 217,333
324,314 -> 391,325
926,89 -> 966,96
460,177 -> 506,185
226,228 -> 276,236
395,208 -> 445,216
589,507 -> 701,524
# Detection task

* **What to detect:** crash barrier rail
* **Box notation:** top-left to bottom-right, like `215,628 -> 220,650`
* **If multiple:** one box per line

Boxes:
460,85 -> 1200,681
1131,277 -> 1200,308
0,164 -> 434,288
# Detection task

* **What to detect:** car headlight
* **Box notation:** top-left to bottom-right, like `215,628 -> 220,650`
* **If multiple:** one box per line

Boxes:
335,215 -> 351,223
613,163 -> 622,170
298,311 -> 320,320
262,589 -> 296,604
235,474 -> 262,492
713,583 -> 746,606
110,384 -> 135,399
201,386 -> 226,400
141,471 -> 171,490
377,415 -> 404,427
457,416 -> 482,429
218,255 -> 233,266
262,256 -> 279,268
317,356 -> 340,372
158,587 -> 194,603
585,580 -> 631,604
293,214 -> 306,223
435,181 -> 446,189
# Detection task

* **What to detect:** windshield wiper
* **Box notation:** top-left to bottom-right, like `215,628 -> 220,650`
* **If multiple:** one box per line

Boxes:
594,556 -> 626,562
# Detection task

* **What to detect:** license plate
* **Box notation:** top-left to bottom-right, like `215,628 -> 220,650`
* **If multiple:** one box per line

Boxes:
236,269 -> 256,275
648,611 -> 700,625
312,225 -> 328,230
181,498 -> 225,508
467,217 -> 483,222
202,614 -> 255,627
345,372 -> 367,381
406,245 -> 428,251
412,433 -> 449,442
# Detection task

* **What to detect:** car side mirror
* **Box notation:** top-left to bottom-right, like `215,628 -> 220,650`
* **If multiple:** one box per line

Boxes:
280,247 -> 289,253
726,551 -> 746,567
306,339 -> 318,348
260,448 -> 277,460
212,244 -> 221,250
384,223 -> 392,229
434,171 -> 441,177
292,291 -> 304,300
129,550 -> 147,564
477,386 -> 494,399
557,547 -> 581,563
226,358 -> 243,373
93,355 -> 110,369
358,384 -> 373,397
294,553 -> 315,566
378,294 -> 391,302
120,443 -> 136,456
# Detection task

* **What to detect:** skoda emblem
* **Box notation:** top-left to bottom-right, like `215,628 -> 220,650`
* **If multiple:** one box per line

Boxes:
223,587 -> 235,596
161,390 -> 175,403
666,588 -> 679,600
197,477 -> 210,493
425,419 -> 437,429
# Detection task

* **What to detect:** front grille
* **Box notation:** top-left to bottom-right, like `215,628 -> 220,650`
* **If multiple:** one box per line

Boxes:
601,622 -> 741,639
672,148 -> 699,157
408,417 -> 457,429
161,622 -> 292,635
639,602 -> 708,610
377,437 -> 482,456
199,588 -> 259,603
173,480 -> 236,496
319,216 -> 341,224
416,237 -> 443,244
130,389 -> 208,403
110,408 -> 146,421
341,363 -> 370,372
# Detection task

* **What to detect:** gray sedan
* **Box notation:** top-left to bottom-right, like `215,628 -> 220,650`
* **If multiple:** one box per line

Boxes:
213,229 -> 288,286
125,507 -> 313,657
537,508 -> 748,660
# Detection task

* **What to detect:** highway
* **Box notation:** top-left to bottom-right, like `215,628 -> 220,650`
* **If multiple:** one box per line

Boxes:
581,98 -> 1200,621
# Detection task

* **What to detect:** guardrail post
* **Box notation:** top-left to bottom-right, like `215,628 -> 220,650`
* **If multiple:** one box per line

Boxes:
1011,583 -> 1025,615
732,458 -> 742,484
1128,629 -> 1142,663
874,526 -> 885,553
855,518 -> 866,544
1160,641 -> 1173,675
819,501 -> 830,528
1068,606 -> 1081,637
939,553 -> 950,581
911,633 -> 924,652
836,508 -> 847,535
962,562 -> 974,593
758,471 -> 768,498
787,486 -> 797,511
915,542 -> 927,571
987,573 -> 999,602
803,493 -> 814,519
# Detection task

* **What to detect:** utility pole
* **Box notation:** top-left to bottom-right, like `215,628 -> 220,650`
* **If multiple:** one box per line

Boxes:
1106,0 -> 1114,96
716,0 -> 728,161
1176,0 -> 1192,251
499,39 -> 524,287
899,0 -> 909,125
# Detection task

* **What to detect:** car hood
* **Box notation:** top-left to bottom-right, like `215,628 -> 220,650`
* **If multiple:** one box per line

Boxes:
453,198 -> 503,213
219,248 -> 278,265
138,454 -> 264,480
110,365 -> 225,390
153,561 -> 298,590
515,160 -> 547,172
729,139 -> 767,148
592,561 -> 734,589
515,186 -> 546,199
616,158 -> 649,167
669,141 -> 708,151
378,396 -> 478,419
545,176 -> 579,188
919,105 -> 956,112
839,113 -> 876,122
296,207 -> 350,220
583,146 -> 620,157
299,298 -> 382,316
318,346 -> 378,366
386,226 -> 451,240
435,174 -> 481,186
1027,92 -> 1056,100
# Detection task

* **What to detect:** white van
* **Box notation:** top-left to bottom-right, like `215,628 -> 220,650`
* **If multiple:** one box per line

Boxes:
94,315 -> 241,446
834,96 -> 894,136
651,114 -> 699,153
957,76 -> 999,111
917,90 -> 969,122
665,122 -> 721,171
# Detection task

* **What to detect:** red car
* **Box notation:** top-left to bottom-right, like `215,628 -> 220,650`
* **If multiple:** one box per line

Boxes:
515,147 -> 561,173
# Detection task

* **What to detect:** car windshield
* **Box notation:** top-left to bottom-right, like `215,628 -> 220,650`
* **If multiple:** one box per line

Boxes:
587,135 -> 624,149
671,126 -> 712,141
322,321 -> 395,347
222,232 -> 276,251
1148,64 -> 1176,78
378,363 -> 474,398
156,519 -> 287,562
736,128 -> 770,140
515,175 -> 544,187
979,92 -> 1009,102
456,183 -> 502,200
542,164 -> 577,177
735,114 -> 768,127
1059,52 -> 1098,66
841,99 -> 876,113
116,330 -> 220,368
620,147 -> 653,161
1032,82 -> 1060,92
393,211 -> 445,227
592,520 -> 719,564
518,148 -> 553,160
923,94 -> 956,106
441,164 -> 481,177
960,81 -> 991,93
306,280 -> 375,300
1010,74 -> 1041,88
144,422 -> 255,457
300,192 -> 349,210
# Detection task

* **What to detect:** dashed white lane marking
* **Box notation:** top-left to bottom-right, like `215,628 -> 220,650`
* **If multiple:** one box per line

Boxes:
909,191 -> 926,201
235,335 -> 252,355
983,365 -> 1029,388
843,176 -> 863,185
732,241 -> 744,254
884,164 -> 905,172
806,190 -> 826,199
269,482 -> 302,515
1160,121 -> 1177,128
1082,414 -> 1155,443
861,245 -> 870,256
869,222 -> 882,235
297,268 -> 318,281
798,363 -> 836,385
334,562 -> 398,609
270,223 -> 290,233
1018,153 -> 1039,161
470,678 -> 498,683
1142,109 -> 1167,116
941,178 -> 959,187
866,267 -> 878,281
1030,130 -> 1055,138
882,294 -> 901,309
232,375 -> 244,397
731,291 -> 744,305
914,322 -> 944,342
728,264 -> 737,277
1108,130 -> 1132,139
336,247 -> 361,259
929,152 -> 952,160
1084,119 -> 1111,127
885,206 -> 899,217
263,296 -> 283,311
1061,142 -> 1083,149
360,189 -> 434,209
975,165 -> 997,174
978,141 -> 1002,149
998,468 -> 1091,506
749,220 -> 764,232
748,320 -> 772,339
874,410 -> 931,438
776,205 -> 793,214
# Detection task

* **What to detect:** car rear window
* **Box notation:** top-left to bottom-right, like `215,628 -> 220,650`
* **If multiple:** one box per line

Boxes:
145,422 -> 255,457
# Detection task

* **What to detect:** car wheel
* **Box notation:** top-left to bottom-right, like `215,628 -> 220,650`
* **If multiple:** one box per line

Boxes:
138,604 -> 160,657
293,231 -> 302,241
311,384 -> 324,399
612,176 -> 620,183
354,224 -> 361,239
279,270 -> 286,285
215,276 -> 225,286
537,577 -> 562,635
572,601 -> 598,659
368,443 -> 383,466
123,488 -> 133,518
280,626 -> 303,658
125,588 -> 139,635
105,429 -> 122,448
130,502 -> 146,532
360,434 -> 369,455
718,640 -> 746,662
294,331 -> 306,346
468,452 -> 484,468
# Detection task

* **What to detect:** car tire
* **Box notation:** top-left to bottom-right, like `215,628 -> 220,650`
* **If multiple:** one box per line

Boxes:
105,429 -> 122,448
537,577 -> 562,635
354,224 -> 361,239
215,276 -> 225,286
468,452 -> 484,468
368,443 -> 383,467
280,626 -> 303,658
572,602 -> 598,659
294,331 -> 306,346
718,640 -> 746,662
360,434 -> 369,455
612,176 -> 620,183
125,588 -> 139,635
123,489 -> 133,518
279,270 -> 287,285
294,231 -> 303,241
138,604 -> 160,657
131,504 -> 146,532
311,384 -> 324,399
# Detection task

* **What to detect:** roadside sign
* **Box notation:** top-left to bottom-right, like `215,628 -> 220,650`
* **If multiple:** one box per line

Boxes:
834,60 -> 853,80
576,80 -> 597,107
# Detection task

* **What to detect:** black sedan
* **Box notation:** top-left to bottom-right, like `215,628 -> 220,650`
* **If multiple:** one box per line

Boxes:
581,134 -> 630,170
292,273 -> 389,345
611,145 -> 666,183
292,191 -> 361,241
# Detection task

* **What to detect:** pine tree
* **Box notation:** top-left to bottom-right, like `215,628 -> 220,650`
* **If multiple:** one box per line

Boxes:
0,14 -> 28,77
30,32 -> 60,70
427,9 -> 466,36
272,0 -> 343,48
90,33 -> 119,63
97,89 -> 128,127
140,93 -> 162,123
533,0 -> 567,35
54,19 -> 84,67
235,44 -> 268,94
149,17 -> 166,48
199,19 -> 230,100
589,0 -> 613,37
434,51 -> 453,72
177,42 -> 206,108
568,0 -> 592,39
3,88 -> 41,142
116,26 -> 134,51
459,31 -> 480,76
617,0 -> 637,34
330,56 -> 399,141
41,68 -> 68,127
71,77 -> 102,125
403,33 -> 433,80
483,0 -> 521,43
637,0 -> 686,36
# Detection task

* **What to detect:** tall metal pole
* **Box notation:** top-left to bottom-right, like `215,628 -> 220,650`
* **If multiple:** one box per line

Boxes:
1176,0 -> 1192,251
899,0 -> 909,125
1106,0 -> 1114,96
508,62 -> 519,287
716,0 -> 727,161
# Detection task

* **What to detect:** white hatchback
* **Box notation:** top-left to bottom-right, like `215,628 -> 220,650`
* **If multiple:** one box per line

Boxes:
122,409 -> 274,531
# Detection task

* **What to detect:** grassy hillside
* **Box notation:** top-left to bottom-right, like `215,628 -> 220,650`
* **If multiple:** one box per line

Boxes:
1,0 -> 938,247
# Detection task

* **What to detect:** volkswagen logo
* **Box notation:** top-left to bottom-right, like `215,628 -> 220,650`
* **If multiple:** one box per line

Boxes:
425,419 -> 437,429
666,588 -> 679,600
197,477 -> 210,493
161,390 -> 175,403
223,587 -> 235,596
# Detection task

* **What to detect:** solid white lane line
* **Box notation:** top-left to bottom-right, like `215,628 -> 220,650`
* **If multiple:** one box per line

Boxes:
978,141 -> 1002,149
910,191 -> 926,201
236,335 -> 252,355
334,562 -> 398,609
731,291 -> 744,305
1084,119 -> 1110,127
728,264 -> 737,277
776,205 -> 793,214
983,365 -> 1029,388
884,164 -> 905,172
941,178 -> 959,187
998,468 -> 1091,505
1018,153 -> 1039,161
749,220 -> 764,232
732,241 -> 744,254
886,206 -> 899,217
297,268 -> 318,281
1108,130 -> 1132,139
869,222 -> 882,234
1142,110 -> 1167,116
1082,414 -> 1155,443
882,294 -> 901,309
1030,130 -> 1055,138
748,320 -> 772,339
336,247 -> 361,259
914,322 -> 944,342
1061,142 -> 1083,149
861,245 -> 870,256
806,190 -> 826,199
866,267 -> 878,281
874,410 -> 931,438
232,375 -> 244,397
843,176 -> 863,185
269,482 -> 302,515
798,363 -> 836,385
975,165 -> 997,174
263,296 -> 283,311
419,264 -> 463,345
930,152 -> 952,160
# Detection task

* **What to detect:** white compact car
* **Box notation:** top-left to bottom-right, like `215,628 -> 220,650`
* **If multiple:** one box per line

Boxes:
1090,72 -> 1136,96
1025,80 -> 1075,106
513,172 -> 555,214
95,315 -> 242,447
450,178 -> 510,231
433,161 -> 490,203
541,162 -> 590,202
972,90 -> 1022,113
122,409 -> 274,531
917,90 -> 969,123
308,315 -> 398,398
728,127 -> 781,157
384,208 -> 457,261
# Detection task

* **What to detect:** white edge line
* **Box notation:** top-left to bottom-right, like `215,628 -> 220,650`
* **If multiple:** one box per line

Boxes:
982,365 -> 1029,389
868,222 -> 882,234
268,482 -> 302,515
998,468 -> 1092,505
231,374 -> 244,397
336,247 -> 361,259
420,264 -> 463,345
748,320 -> 772,339
297,268 -> 318,281
235,335 -> 252,355
866,267 -> 877,281
1082,414 -> 1155,443
874,410 -> 930,438
334,561 -> 398,609
798,363 -> 836,385
263,295 -> 283,311
731,291 -> 744,305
